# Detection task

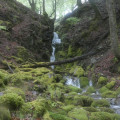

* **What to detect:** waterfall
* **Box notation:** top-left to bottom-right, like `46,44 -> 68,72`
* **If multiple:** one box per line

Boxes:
50,32 -> 61,69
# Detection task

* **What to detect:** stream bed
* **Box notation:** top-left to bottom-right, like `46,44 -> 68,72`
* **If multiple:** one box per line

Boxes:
65,76 -> 120,114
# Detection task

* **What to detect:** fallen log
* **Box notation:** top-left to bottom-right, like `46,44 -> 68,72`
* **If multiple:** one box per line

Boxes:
21,48 -> 104,68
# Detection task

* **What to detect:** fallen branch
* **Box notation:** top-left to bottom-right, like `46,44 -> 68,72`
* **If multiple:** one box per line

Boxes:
21,48 -> 104,68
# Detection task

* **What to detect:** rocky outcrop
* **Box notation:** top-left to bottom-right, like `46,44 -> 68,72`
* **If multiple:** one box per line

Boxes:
0,0 -> 54,64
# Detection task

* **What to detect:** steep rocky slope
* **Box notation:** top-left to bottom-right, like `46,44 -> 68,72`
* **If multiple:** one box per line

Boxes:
0,0 -> 54,68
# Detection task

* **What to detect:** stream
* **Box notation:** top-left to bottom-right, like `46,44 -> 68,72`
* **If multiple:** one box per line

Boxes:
51,32 -> 120,115
65,76 -> 120,114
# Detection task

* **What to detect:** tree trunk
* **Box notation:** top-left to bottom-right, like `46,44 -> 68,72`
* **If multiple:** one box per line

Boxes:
43,0 -> 46,14
106,0 -> 120,59
28,0 -> 36,12
54,0 -> 57,20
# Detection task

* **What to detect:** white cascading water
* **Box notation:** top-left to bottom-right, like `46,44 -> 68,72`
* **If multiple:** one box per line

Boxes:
65,76 -> 81,88
50,32 -> 61,69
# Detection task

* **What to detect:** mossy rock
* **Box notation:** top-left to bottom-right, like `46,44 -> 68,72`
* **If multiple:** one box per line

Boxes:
83,107 -> 98,112
105,81 -> 116,89
0,93 -> 24,111
98,76 -> 108,86
65,85 -> 82,93
80,96 -> 94,107
80,77 -> 89,88
99,107 -> 115,113
100,86 -> 109,93
69,66 -> 85,77
50,112 -> 73,120
21,98 -> 48,118
68,108 -> 88,120
101,91 -> 118,98
4,87 -> 25,99
89,112 -> 120,120
61,105 -> 75,112
0,107 -> 11,120
92,99 -> 110,107
86,87 -> 96,93
74,66 -> 85,77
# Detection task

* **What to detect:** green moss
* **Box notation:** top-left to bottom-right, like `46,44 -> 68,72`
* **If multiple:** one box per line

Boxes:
100,86 -> 109,93
65,85 -> 82,93
17,46 -> 30,61
20,98 -> 48,118
50,112 -> 72,120
83,107 -> 98,112
4,87 -> 25,99
86,87 -> 96,93
89,112 -> 114,120
0,107 -> 11,120
68,108 -> 88,120
61,105 -> 75,112
43,111 -> 53,120
80,77 -> 89,88
105,81 -> 116,89
0,70 -> 10,85
92,99 -> 110,107
66,17 -> 80,25
0,93 -> 24,111
80,96 -> 94,107
99,107 -> 114,113
74,66 -> 85,77
98,76 -> 108,86
101,91 -> 118,98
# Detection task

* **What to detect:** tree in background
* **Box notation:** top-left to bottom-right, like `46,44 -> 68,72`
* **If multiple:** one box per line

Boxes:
106,0 -> 120,59
28,0 -> 37,12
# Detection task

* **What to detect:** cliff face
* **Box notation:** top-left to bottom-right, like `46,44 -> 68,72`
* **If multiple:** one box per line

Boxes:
0,0 -> 54,66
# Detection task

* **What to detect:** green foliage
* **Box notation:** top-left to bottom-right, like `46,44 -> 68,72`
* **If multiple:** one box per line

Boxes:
92,99 -> 110,107
0,93 -> 24,111
98,76 -> 108,86
66,17 -> 80,25
0,107 -> 11,120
